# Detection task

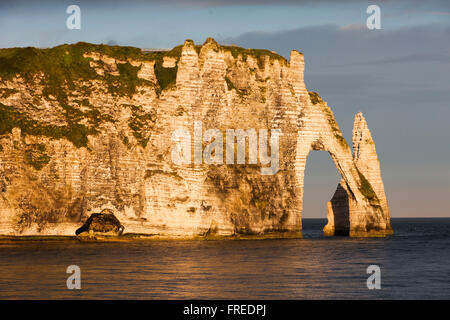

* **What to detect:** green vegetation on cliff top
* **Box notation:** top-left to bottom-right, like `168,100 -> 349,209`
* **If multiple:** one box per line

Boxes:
222,45 -> 287,69
0,43 -> 148,97
0,41 -> 289,148
0,41 -> 287,93
0,43 -> 151,148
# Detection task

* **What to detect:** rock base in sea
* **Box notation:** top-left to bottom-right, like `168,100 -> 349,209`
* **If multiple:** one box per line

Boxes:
75,209 -> 124,236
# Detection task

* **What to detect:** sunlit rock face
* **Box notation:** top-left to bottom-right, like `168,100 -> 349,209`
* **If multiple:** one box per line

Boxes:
0,38 -> 392,237
324,113 -> 393,237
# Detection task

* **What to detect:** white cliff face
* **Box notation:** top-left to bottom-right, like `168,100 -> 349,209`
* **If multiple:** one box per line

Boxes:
324,112 -> 393,236
0,39 -> 392,237
353,112 -> 390,219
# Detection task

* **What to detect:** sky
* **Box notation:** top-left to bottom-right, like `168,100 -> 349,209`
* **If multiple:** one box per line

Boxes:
0,0 -> 449,217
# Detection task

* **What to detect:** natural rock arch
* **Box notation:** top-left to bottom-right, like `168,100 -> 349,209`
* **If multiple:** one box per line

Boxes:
294,94 -> 392,236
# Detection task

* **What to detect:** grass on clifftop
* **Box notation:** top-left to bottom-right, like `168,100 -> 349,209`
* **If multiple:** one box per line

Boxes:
0,43 -> 150,147
153,58 -> 178,91
222,46 -> 287,69
0,43 -> 162,148
0,42 -> 287,93
0,42 -> 154,98
0,42 -> 290,148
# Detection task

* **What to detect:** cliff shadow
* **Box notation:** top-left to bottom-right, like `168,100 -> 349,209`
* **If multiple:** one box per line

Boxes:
329,183 -> 350,236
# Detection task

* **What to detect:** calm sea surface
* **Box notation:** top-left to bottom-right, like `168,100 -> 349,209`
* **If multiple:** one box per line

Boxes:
0,218 -> 449,299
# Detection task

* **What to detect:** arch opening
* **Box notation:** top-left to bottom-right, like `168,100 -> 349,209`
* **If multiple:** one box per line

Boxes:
302,151 -> 345,237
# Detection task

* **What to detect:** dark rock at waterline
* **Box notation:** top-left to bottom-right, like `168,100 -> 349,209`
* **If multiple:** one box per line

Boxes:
75,209 -> 124,236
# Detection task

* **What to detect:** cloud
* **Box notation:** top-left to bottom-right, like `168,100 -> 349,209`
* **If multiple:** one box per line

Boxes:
220,23 -> 450,66
1,0 -> 449,9
339,24 -> 366,31
352,53 -> 450,65
0,0 -> 365,9
428,11 -> 450,15
401,9 -> 450,16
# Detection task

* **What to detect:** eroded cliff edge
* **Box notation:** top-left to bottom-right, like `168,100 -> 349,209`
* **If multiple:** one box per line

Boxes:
0,38 -> 393,237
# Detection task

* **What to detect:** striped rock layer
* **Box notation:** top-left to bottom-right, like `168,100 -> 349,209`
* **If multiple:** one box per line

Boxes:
0,38 -> 392,237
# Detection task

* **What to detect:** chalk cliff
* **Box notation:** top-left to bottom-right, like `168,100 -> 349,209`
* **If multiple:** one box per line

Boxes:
0,38 -> 392,237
